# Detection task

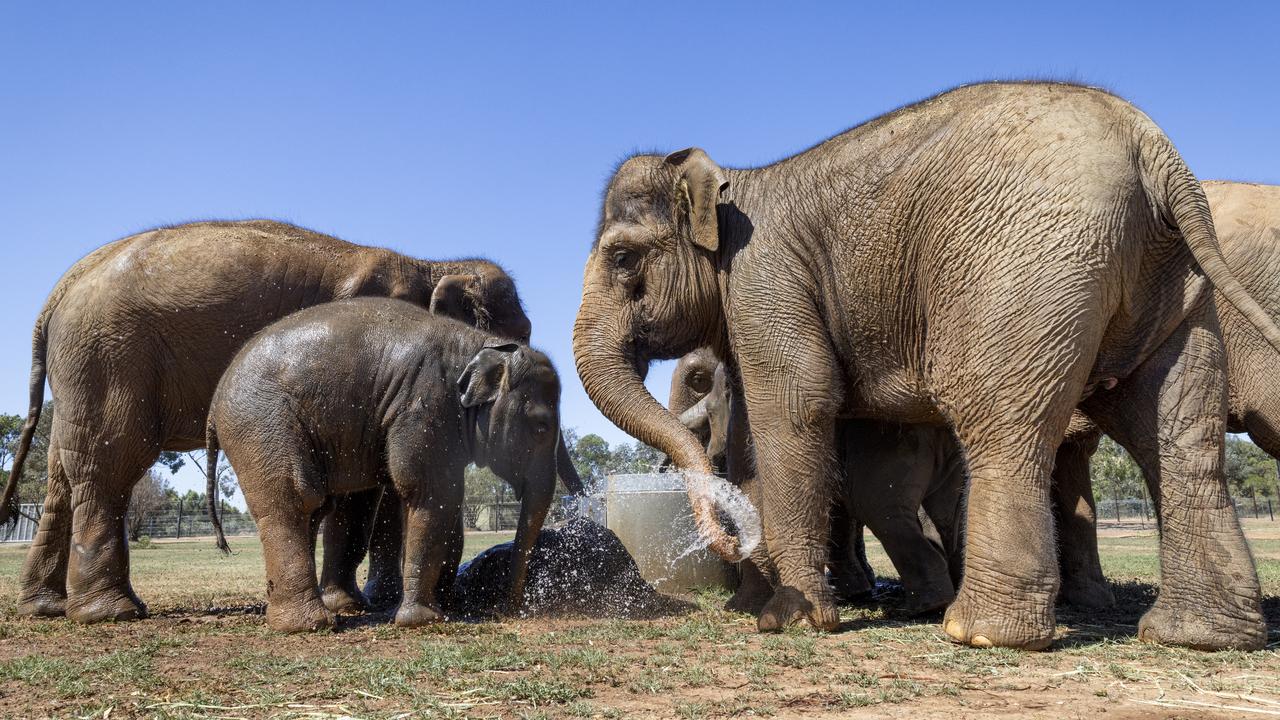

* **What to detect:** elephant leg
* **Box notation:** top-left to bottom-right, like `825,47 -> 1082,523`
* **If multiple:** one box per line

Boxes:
61,416 -> 156,624
248,475 -> 333,633
1051,429 -> 1113,608
853,491 -> 953,615
919,458 -> 966,591
363,487 -> 406,611
1083,305 -> 1265,650
318,488 -> 380,614
749,396 -> 840,632
827,499 -> 874,602
17,428 -> 71,617
395,498 -> 458,627
942,422 -> 1064,650
390,434 -> 461,627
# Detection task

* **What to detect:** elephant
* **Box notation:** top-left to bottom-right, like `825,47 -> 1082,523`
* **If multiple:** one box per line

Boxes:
0,219 -> 569,624
573,81 -> 1280,650
667,349 -> 966,614
665,349 -> 729,471
1053,180 -> 1280,609
205,297 -> 563,632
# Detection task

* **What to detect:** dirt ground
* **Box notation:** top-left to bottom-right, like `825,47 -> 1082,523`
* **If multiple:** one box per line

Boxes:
0,523 -> 1277,719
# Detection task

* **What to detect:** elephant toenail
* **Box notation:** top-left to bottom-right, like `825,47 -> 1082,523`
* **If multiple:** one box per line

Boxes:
971,635 -> 993,648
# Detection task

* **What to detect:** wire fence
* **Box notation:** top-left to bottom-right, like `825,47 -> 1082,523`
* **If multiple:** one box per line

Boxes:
4,493 -> 1275,545
1092,496 -> 1276,523
0,504 -> 259,543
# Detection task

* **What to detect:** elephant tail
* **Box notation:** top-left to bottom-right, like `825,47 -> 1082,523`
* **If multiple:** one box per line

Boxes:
0,322 -> 49,526
1142,129 -> 1280,354
205,422 -> 231,554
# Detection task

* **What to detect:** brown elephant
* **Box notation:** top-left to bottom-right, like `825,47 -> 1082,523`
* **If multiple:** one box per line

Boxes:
206,298 -> 562,632
667,350 -> 965,614
0,220 -> 567,623
573,81 -> 1280,650
1053,180 -> 1280,609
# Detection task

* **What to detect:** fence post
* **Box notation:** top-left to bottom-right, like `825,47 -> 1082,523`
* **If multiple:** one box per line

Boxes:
176,497 -> 184,539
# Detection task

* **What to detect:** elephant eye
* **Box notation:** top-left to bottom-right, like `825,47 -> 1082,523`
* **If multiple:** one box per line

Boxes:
688,372 -> 712,394
612,248 -> 641,274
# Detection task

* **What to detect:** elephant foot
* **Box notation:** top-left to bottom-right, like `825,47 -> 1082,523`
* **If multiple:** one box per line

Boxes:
1058,576 -> 1115,609
320,584 -> 369,615
394,601 -> 445,627
267,597 -> 335,633
362,580 -> 403,613
757,586 -> 840,632
65,590 -> 147,624
1137,595 -> 1265,651
16,592 -> 66,618
904,585 -> 955,617
942,590 -> 1053,650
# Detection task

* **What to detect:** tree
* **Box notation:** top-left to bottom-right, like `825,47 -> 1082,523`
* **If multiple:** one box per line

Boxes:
569,432 -> 612,489
127,470 -> 171,541
1225,436 -> 1277,518
608,441 -> 664,474
1090,436 -> 1143,522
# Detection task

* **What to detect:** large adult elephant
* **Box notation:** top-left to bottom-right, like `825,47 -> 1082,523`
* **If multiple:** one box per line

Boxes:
1054,180 -> 1280,608
0,220 -> 577,623
573,81 -> 1280,650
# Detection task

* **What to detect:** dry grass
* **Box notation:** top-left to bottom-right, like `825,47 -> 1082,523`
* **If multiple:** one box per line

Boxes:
0,522 -> 1277,718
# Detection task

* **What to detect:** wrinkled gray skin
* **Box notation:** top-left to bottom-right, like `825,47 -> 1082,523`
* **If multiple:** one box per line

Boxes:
1054,180 -> 1280,609
0,220 -> 557,624
668,351 -> 966,614
206,298 -> 562,633
575,82 -> 1280,650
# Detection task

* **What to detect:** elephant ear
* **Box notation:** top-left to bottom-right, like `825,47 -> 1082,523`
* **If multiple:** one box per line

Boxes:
665,147 -> 729,252
457,342 -> 522,407
430,274 -> 478,325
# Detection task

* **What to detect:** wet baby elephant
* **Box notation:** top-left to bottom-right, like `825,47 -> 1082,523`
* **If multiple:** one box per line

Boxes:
206,298 -> 563,633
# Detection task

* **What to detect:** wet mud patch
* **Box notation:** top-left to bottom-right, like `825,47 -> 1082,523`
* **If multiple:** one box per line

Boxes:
450,515 -> 695,620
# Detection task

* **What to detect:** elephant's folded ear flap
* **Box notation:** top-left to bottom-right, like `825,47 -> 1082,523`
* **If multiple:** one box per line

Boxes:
458,348 -> 509,407
430,274 -> 477,324
664,147 -> 729,253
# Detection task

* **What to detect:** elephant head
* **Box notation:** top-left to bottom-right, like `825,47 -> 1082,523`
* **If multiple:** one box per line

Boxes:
665,349 -> 731,474
430,267 -> 533,344
458,341 -> 562,612
572,148 -> 743,559
432,270 -> 583,495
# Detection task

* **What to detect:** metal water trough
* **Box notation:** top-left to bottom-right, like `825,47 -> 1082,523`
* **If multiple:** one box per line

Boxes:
598,473 -> 737,594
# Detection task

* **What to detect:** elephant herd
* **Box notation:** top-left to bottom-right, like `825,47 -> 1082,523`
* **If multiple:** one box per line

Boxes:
1,80 -> 1278,650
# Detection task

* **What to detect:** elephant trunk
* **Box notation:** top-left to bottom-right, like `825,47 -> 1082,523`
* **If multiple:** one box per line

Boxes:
505,469 -> 554,615
573,299 -> 742,561
555,431 -> 585,495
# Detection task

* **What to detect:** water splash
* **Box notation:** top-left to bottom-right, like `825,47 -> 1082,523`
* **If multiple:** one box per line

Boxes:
676,470 -> 761,562
600,471 -> 761,568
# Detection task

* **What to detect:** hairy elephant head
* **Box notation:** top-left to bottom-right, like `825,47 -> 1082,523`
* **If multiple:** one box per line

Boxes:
457,341 -> 561,611
573,148 -> 744,559
431,266 -> 533,344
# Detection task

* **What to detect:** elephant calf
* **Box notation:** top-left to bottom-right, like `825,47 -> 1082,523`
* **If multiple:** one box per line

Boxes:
207,297 -> 563,633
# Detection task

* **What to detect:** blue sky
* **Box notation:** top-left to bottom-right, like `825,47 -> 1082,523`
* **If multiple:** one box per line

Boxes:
3,2 -> 1278,496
